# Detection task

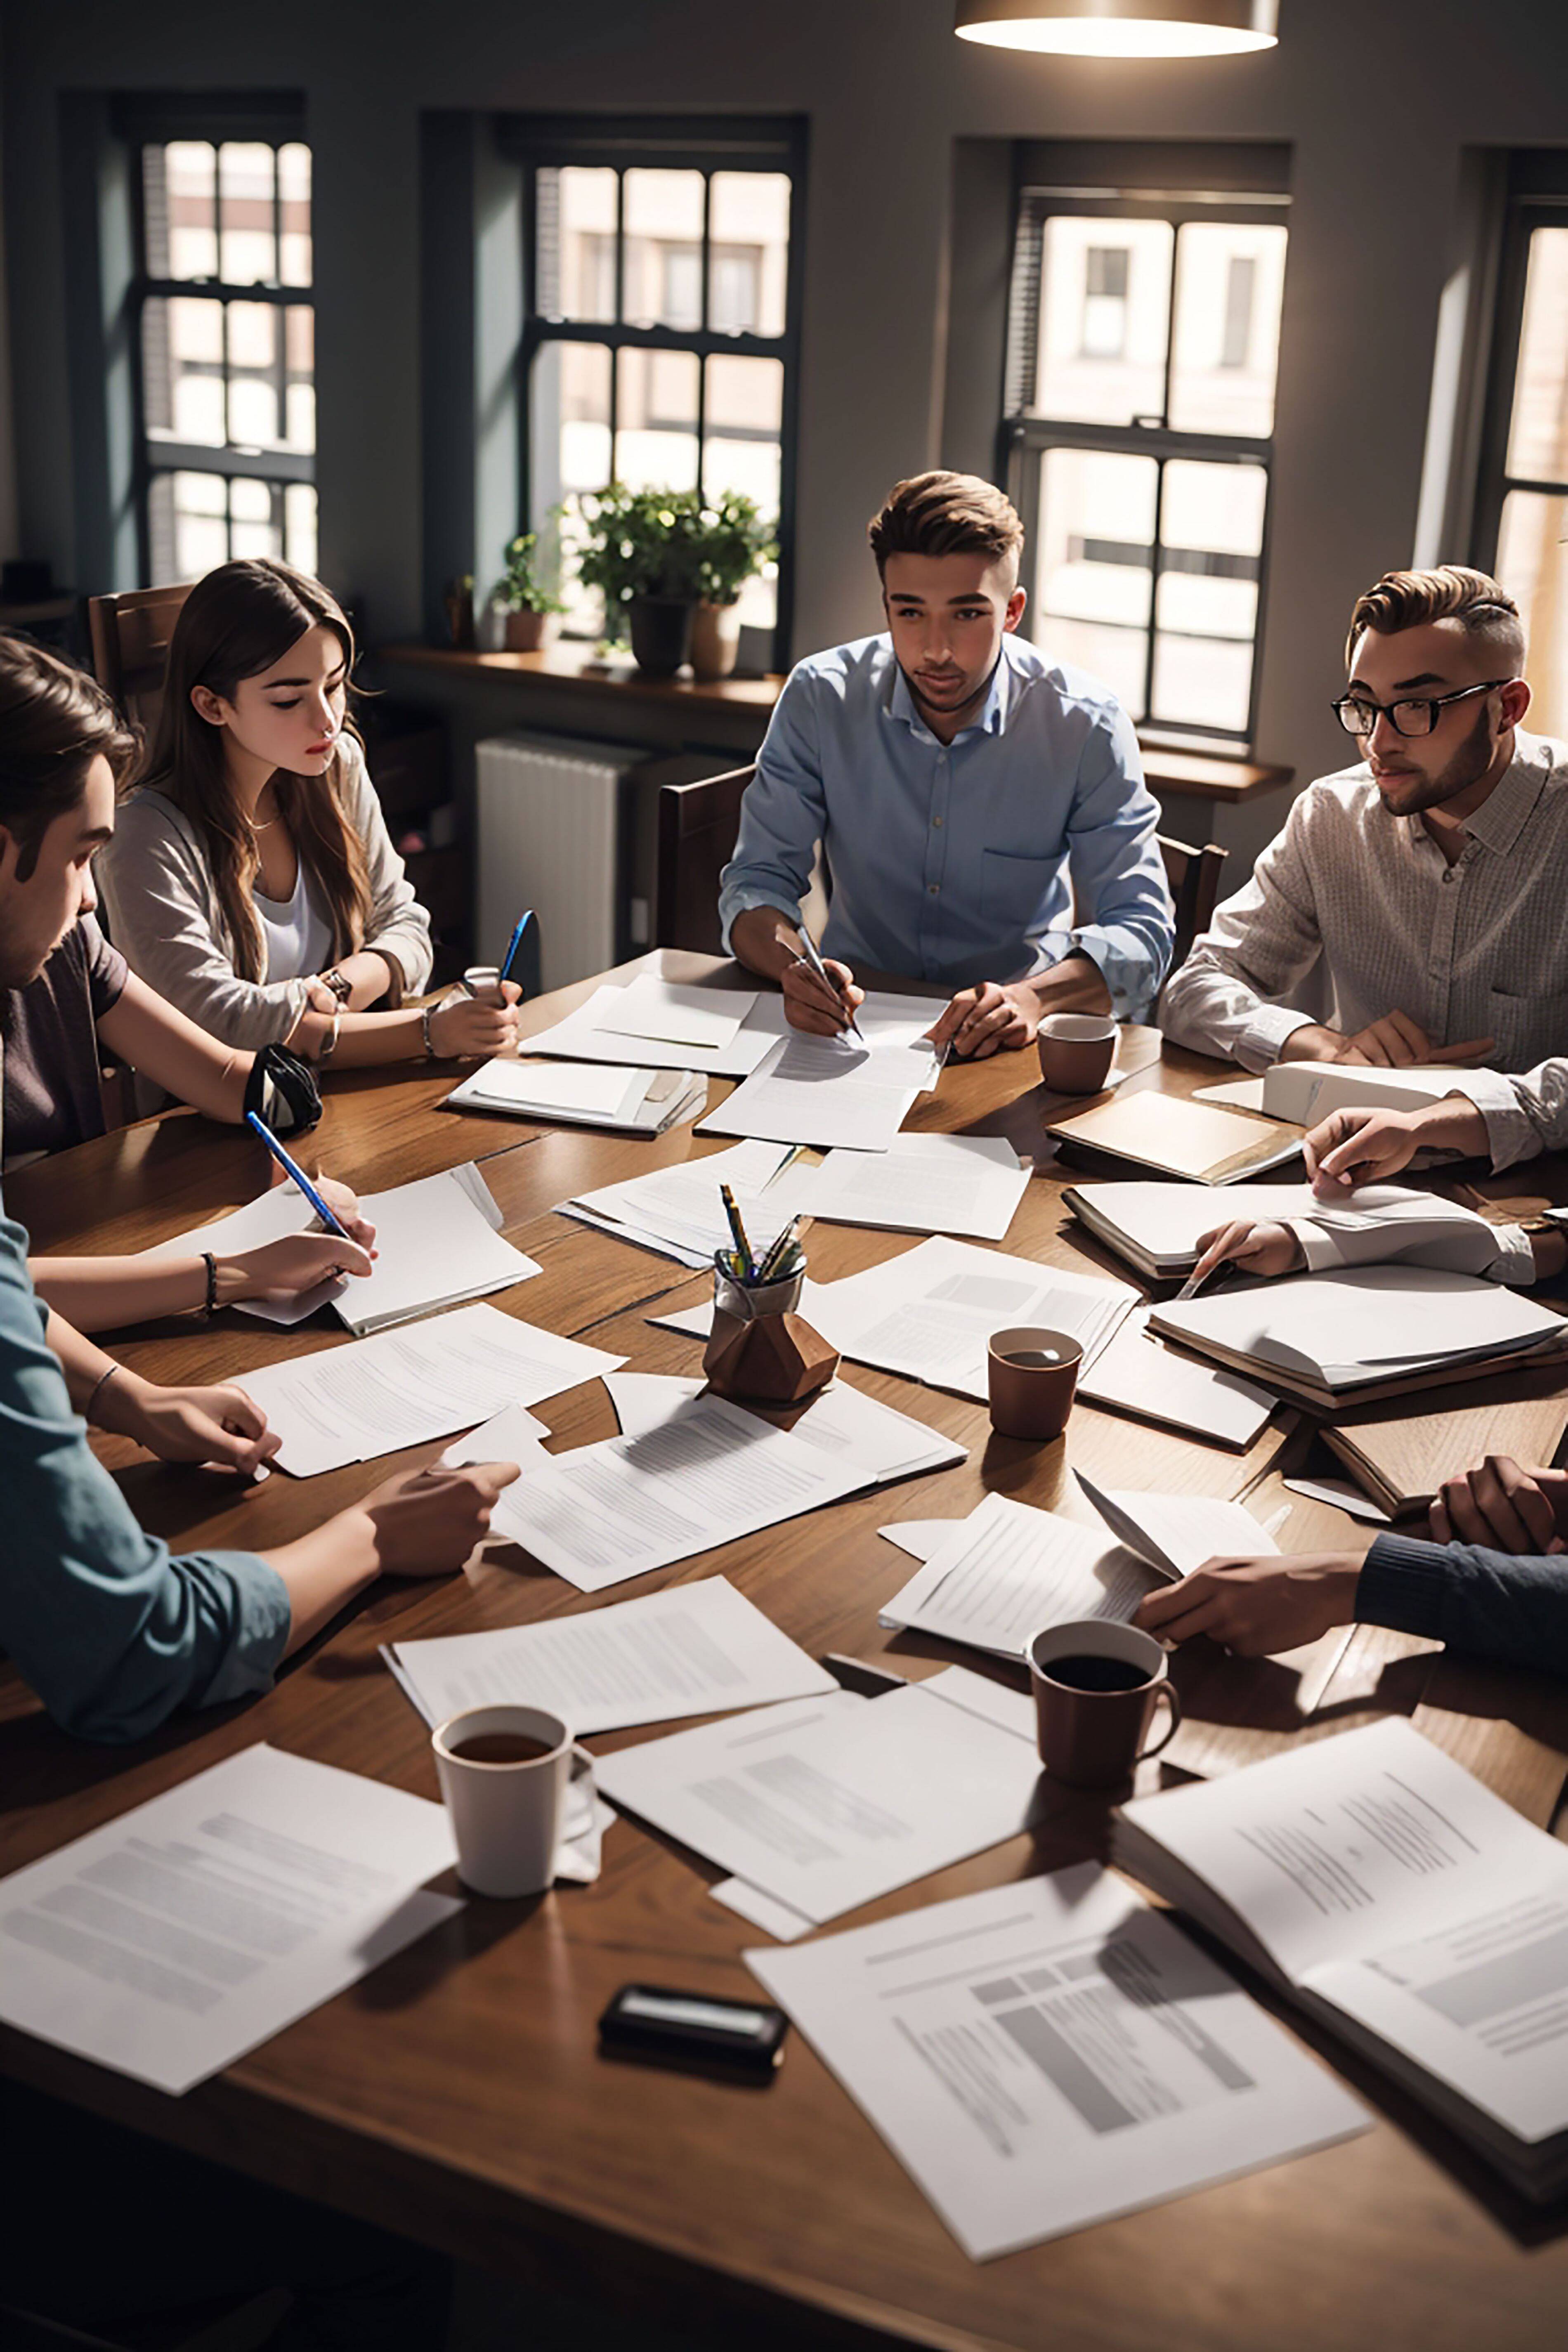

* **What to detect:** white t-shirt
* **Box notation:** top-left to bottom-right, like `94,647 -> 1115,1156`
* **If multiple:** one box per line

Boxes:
254,862 -> 334,983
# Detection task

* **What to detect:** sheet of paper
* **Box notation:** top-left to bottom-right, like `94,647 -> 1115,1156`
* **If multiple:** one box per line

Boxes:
0,1745 -> 461,2095
1281,1474 -> 1391,1524
878,1518 -> 960,1563
803,1132 -> 1030,1242
487,1386 -> 876,1591
817,1235 -> 1136,1400
236,1303 -> 626,1476
1193,1076 -> 1270,1111
1075,1307 -> 1275,1448
525,983 -> 788,1076
697,1030 -> 928,1153
746,1866 -> 1367,2261
606,1367 -> 962,1488
565,1139 -> 803,1268
880,1492 -> 1157,1656
1075,1474 -> 1280,1580
590,974 -> 758,1051
1156,1265 -> 1564,1389
453,1058 -> 654,1120
593,1667 -> 1044,1927
440,1400 -> 551,1469
383,1573 -> 836,1733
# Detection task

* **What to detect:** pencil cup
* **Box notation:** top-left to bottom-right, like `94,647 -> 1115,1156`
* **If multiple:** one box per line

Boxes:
704,1261 -> 840,1405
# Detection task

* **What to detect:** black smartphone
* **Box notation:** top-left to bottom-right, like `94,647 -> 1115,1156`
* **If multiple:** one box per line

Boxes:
598,1983 -> 789,2081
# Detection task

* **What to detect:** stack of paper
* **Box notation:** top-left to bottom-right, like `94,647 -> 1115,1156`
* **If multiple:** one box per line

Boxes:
154,1164 -> 541,1335
1063,1178 -> 1457,1283
1046,1092 -> 1303,1184
446,1057 -> 706,1133
802,1131 -> 1030,1242
0,1745 -> 463,2093
383,1574 -> 836,1731
236,1302 -> 627,1476
1114,1719 -> 1568,2200
747,1867 -> 1366,2260
593,1666 -> 1047,1935
1074,1306 -> 1276,1448
1150,1263 -> 1568,1409
522,981 -> 789,1077
1259,1060 -> 1489,1125
697,1028 -> 938,1153
562,1139 -> 805,1268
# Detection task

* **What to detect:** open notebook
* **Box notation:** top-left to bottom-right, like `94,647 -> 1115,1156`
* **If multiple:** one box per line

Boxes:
446,1058 -> 706,1133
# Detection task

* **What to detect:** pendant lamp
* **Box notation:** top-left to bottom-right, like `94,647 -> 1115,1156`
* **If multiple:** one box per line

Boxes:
954,0 -> 1278,58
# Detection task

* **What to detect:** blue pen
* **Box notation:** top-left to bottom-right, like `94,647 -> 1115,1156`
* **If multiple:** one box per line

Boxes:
245,1110 -> 350,1239
500,909 -> 535,988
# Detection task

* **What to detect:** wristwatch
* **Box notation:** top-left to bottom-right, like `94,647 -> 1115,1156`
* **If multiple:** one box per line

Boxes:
322,966 -> 353,1006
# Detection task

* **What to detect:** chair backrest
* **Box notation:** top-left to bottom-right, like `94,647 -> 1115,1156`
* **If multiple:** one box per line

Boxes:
1157,833 -> 1228,976
86,581 -> 194,741
655,765 -> 755,954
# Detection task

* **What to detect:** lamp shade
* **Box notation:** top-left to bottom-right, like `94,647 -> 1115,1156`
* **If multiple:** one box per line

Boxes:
954,0 -> 1278,56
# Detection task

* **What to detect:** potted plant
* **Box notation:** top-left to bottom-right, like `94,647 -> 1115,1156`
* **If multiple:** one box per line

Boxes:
691,492 -> 777,680
496,530 -> 566,652
573,485 -> 707,676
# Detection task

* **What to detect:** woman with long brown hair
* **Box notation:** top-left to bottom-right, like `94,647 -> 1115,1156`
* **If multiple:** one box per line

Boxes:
100,558 -> 518,1066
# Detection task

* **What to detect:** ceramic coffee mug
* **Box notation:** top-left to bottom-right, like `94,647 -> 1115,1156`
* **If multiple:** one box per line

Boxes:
1027,1619 -> 1182,1788
1037,1013 -> 1117,1095
432,1703 -> 593,1897
987,1324 -> 1082,1442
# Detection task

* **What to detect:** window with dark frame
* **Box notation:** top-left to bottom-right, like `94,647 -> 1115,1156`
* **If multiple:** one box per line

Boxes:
505,116 -> 805,665
1471,158 -> 1568,733
127,111 -> 316,587
1003,174 -> 1290,751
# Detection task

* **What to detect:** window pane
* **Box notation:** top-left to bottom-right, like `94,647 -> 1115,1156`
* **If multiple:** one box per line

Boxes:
285,305 -> 316,451
285,483 -> 319,576
1168,222 -> 1287,437
171,470 -> 230,576
623,169 -> 706,330
162,142 -> 217,281
539,165 -> 619,323
531,343 -> 613,637
1505,227 -> 1568,485
142,295 -> 226,446
230,475 -> 281,560
616,346 -> 699,490
708,172 -> 790,337
1496,489 -> 1568,734
704,355 -> 782,631
1034,446 -> 1158,715
218,142 -> 276,284
278,142 -> 312,287
1034,217 -> 1172,426
226,302 -> 279,446
1150,459 -> 1266,733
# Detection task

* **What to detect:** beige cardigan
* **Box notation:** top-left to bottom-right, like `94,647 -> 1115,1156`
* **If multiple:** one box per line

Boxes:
99,741 -> 435,1049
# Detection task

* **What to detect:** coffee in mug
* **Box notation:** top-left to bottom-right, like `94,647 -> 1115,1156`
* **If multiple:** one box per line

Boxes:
987,1325 -> 1082,1443
1027,1619 -> 1181,1788
1037,1013 -> 1117,1095
449,1731 -> 555,1765
432,1703 -> 593,1897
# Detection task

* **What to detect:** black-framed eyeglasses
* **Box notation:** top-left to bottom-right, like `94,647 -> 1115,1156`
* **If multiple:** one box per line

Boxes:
1331,679 -> 1515,739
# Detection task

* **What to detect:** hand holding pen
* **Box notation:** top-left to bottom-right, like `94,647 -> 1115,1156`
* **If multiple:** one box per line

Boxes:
776,921 -> 865,1041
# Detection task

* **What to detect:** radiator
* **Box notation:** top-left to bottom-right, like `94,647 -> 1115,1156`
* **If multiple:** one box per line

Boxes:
474,732 -> 642,994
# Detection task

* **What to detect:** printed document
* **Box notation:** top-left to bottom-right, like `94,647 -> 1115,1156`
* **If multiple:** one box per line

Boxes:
237,1302 -> 626,1476
880,1492 -> 1159,1656
383,1574 -> 836,1733
564,1139 -> 802,1268
605,1367 -> 964,1485
802,1132 -> 1030,1242
746,1866 -> 1367,2260
593,1665 -> 1045,1929
1074,1474 -> 1280,1580
697,1031 -> 932,1153
0,1745 -> 461,2094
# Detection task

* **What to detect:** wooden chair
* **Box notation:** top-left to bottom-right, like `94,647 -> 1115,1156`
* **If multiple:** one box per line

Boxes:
656,768 -> 1228,982
86,581 -> 195,741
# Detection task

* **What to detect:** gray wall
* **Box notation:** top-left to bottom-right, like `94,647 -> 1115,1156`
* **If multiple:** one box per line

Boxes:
4,0 -> 1567,804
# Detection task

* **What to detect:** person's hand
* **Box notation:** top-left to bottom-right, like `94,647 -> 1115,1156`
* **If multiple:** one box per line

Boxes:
1188,1217 -> 1303,1287
1429,1455 -> 1568,1554
780,951 -> 864,1037
360,1459 -> 522,1575
303,976 -> 338,1018
222,1231 -> 375,1304
1132,1550 -> 1369,1655
308,1174 -> 376,1252
102,1374 -> 280,1475
1282,1016 -> 1493,1069
1303,1094 -> 1492,1196
926,981 -> 1038,1060
427,982 -> 522,1060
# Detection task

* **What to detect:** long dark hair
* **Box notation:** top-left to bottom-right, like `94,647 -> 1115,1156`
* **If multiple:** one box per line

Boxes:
135,559 -> 376,984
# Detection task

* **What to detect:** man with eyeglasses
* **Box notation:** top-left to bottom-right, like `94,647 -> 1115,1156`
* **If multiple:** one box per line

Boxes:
1161,566 -> 1568,1171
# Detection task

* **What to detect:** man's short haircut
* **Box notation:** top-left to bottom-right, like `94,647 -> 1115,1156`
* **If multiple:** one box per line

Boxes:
1345,566 -> 1526,674
0,633 -> 139,880
868,471 -> 1026,581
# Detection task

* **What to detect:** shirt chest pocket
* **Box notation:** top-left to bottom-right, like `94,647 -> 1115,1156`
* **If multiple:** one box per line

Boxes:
1487,984 -> 1568,1071
980,846 -> 1054,933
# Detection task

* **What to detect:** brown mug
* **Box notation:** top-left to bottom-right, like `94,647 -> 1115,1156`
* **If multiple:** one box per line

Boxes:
1037,1013 -> 1117,1095
1027,1619 -> 1182,1788
987,1325 -> 1082,1442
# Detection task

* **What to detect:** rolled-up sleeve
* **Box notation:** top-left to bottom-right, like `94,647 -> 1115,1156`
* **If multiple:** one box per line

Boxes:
1033,703 -> 1172,1023
718,670 -> 826,952
1358,1530 -> 1568,1678
1443,1060 -> 1568,1174
1159,801 -> 1325,1067
0,1217 -> 289,1744
99,795 -> 313,1049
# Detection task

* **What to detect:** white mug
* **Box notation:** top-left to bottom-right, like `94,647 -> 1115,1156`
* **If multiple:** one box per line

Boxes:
432,1703 -> 593,1897
462,964 -> 505,1006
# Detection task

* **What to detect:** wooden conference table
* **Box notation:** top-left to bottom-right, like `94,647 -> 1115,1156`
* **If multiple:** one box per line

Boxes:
4,952 -> 1568,2352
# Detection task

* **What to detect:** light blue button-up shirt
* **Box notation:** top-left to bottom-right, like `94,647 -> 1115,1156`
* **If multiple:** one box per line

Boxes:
0,1211 -> 289,1743
718,632 -> 1174,1020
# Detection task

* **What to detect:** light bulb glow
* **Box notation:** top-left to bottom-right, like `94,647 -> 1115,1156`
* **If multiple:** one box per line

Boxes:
956,18 -> 1275,53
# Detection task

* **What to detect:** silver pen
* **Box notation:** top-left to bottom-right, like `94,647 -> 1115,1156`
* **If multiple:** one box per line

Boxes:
794,921 -> 866,1043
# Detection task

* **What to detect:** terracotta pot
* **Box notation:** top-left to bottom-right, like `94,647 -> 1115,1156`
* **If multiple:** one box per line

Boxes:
690,599 -> 742,681
502,607 -> 556,652
628,595 -> 694,678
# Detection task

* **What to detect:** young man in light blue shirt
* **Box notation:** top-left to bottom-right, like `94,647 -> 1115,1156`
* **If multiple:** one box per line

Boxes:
720,470 -> 1174,1056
